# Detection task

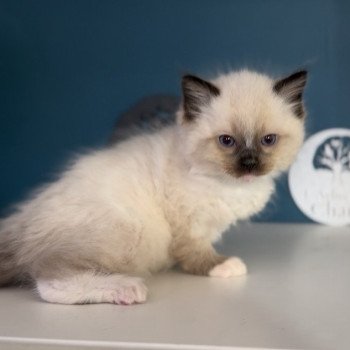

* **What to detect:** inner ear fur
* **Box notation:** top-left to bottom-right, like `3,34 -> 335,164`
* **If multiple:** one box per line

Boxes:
273,70 -> 308,118
182,75 -> 220,122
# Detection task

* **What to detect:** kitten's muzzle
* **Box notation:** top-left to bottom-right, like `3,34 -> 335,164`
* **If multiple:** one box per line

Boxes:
238,150 -> 259,173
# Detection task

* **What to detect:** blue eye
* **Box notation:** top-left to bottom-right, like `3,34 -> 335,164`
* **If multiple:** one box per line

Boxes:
261,134 -> 277,146
219,135 -> 235,147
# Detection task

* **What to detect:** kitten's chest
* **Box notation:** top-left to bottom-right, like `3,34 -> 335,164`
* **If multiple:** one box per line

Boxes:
185,178 -> 274,241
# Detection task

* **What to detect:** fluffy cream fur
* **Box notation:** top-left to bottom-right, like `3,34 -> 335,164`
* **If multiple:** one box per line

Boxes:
0,69 -> 306,304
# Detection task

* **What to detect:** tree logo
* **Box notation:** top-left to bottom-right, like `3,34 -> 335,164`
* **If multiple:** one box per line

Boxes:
313,136 -> 350,179
289,128 -> 350,226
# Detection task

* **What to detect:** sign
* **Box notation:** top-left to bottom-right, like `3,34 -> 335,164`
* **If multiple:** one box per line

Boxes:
289,128 -> 350,226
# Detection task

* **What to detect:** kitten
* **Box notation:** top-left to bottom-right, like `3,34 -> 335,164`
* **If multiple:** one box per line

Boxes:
0,69 -> 307,305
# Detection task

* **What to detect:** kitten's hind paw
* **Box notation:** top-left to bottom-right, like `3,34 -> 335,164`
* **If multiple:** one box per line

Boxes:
209,257 -> 247,278
110,278 -> 148,305
37,273 -> 148,305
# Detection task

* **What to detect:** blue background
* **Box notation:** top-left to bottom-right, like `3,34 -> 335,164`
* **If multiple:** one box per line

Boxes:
1,0 -> 349,222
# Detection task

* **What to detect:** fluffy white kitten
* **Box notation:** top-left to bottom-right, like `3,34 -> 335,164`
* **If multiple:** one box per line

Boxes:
0,69 -> 307,305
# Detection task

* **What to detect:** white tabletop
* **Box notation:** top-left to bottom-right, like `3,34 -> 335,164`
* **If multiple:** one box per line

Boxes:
0,223 -> 349,350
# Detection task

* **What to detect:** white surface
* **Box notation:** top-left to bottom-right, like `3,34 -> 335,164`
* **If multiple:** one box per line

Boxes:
0,223 -> 349,350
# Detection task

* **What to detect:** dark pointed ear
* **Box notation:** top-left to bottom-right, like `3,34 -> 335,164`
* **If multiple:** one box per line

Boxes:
182,75 -> 220,122
273,70 -> 308,118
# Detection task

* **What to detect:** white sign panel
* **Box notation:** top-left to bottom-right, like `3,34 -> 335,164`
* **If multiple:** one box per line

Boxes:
289,128 -> 350,226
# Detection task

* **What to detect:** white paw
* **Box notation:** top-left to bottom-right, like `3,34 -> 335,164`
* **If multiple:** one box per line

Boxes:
110,279 -> 148,305
209,257 -> 247,278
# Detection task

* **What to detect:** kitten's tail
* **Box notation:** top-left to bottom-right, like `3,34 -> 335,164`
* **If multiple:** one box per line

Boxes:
0,226 -> 21,286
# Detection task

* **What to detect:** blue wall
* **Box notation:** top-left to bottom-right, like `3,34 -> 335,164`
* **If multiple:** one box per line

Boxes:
1,0 -> 349,222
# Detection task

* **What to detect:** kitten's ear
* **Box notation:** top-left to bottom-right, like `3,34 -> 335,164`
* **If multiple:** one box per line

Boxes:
273,70 -> 308,118
181,75 -> 220,122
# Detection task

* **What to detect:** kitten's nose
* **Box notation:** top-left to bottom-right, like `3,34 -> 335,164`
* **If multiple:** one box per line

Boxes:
239,153 -> 259,172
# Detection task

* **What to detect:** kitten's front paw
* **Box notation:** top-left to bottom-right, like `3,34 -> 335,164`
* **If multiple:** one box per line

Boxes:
209,257 -> 247,278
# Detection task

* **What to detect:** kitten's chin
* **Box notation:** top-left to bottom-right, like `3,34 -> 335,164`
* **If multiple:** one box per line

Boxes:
236,174 -> 264,184
235,171 -> 278,183
240,174 -> 256,183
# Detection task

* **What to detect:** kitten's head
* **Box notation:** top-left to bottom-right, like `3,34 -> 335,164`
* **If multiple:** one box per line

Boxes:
178,69 -> 307,181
